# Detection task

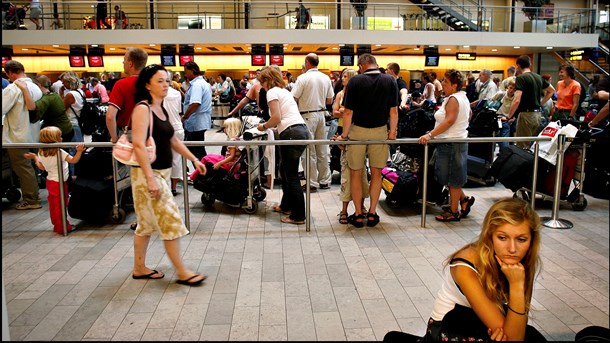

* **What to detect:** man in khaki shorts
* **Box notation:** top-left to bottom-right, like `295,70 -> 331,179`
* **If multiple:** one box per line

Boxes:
337,53 -> 398,228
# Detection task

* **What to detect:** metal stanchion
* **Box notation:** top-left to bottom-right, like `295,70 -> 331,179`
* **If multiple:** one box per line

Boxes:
181,156 -> 190,232
541,134 -> 573,229
530,142 -> 539,210
57,151 -> 68,236
305,144 -> 311,232
246,144 -> 253,208
420,144 -> 429,228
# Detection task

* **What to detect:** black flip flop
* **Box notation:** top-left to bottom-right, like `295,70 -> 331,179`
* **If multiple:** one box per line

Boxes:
132,269 -> 165,279
176,274 -> 207,286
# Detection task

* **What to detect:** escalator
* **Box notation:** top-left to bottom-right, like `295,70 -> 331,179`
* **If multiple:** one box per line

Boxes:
407,0 -> 480,31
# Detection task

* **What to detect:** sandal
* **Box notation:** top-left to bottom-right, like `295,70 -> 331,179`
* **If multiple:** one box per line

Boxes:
366,212 -> 380,227
338,212 -> 348,224
281,216 -> 305,225
272,205 -> 291,215
460,196 -> 475,218
347,213 -> 365,228
435,210 -> 461,222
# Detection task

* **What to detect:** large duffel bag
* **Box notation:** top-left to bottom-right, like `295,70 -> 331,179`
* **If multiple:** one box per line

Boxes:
489,145 -> 536,192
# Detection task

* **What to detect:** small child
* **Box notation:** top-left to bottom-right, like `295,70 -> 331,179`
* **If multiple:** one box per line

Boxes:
190,117 -> 242,181
24,126 -> 85,234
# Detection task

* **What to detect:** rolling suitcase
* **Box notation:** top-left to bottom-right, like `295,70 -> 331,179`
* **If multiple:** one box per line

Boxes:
489,145 -> 535,192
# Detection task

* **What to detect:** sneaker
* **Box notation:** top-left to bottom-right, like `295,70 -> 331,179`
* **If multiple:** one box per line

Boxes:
319,183 -> 330,189
15,201 -> 42,210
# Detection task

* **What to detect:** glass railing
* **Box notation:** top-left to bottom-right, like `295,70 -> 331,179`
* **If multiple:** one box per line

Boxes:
1,0 -> 597,33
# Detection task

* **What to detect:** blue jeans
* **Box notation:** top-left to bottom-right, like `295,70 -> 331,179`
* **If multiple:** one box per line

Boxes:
498,120 -> 510,152
434,142 -> 468,187
279,124 -> 309,221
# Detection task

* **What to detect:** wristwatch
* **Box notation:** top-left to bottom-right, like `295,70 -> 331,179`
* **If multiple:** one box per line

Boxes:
427,131 -> 434,139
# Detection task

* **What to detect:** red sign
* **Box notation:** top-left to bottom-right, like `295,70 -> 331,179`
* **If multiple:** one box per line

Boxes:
179,55 -> 194,66
88,55 -> 104,67
69,55 -> 85,68
1,55 -> 11,67
251,54 -> 266,66
269,54 -> 284,66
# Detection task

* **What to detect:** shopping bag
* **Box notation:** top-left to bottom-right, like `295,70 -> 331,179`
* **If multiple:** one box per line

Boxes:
531,120 -> 578,165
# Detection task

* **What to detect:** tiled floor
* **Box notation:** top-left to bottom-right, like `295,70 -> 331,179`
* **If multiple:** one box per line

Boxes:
3,175 -> 608,341
2,129 -> 609,341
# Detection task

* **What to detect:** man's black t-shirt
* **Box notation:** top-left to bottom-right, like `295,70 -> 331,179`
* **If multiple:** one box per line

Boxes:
344,69 -> 398,128
515,72 -> 550,113
396,77 -> 408,114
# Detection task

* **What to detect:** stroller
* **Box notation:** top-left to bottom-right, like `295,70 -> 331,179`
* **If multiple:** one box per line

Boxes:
193,120 -> 268,213
2,2 -> 26,30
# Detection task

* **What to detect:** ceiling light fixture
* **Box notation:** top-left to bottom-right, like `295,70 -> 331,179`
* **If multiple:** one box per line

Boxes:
491,49 -> 498,52
546,46 -> 553,49
514,46 -> 520,49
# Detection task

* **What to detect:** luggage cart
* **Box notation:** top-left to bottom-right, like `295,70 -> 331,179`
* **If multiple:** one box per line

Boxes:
110,157 -> 132,223
513,131 -> 598,211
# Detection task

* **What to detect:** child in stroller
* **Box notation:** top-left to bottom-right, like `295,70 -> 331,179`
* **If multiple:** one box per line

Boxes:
190,118 -> 267,213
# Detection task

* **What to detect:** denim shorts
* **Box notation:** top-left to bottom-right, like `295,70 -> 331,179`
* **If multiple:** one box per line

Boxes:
434,142 -> 468,187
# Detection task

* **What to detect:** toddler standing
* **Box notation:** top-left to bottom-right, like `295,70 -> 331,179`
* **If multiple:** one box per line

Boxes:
24,126 -> 85,234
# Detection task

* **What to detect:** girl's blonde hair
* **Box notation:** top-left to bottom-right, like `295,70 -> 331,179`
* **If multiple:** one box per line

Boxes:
448,198 -> 542,314
223,118 -> 242,140
38,126 -> 63,157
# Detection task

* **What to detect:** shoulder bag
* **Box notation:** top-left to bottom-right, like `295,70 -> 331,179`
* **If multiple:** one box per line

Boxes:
112,102 -> 156,166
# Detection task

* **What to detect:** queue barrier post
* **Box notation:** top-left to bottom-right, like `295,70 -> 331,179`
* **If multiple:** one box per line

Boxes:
541,134 -> 574,229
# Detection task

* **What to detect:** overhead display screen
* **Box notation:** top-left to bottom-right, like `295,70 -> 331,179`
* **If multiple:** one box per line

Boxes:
69,55 -> 85,68
87,55 -> 104,67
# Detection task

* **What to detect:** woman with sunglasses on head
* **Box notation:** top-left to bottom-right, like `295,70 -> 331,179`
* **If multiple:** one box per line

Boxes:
130,64 -> 208,286
418,69 -> 474,222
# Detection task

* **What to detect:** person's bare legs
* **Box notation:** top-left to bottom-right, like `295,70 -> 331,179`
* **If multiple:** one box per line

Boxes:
350,168 -> 364,215
133,234 -> 161,276
449,186 -> 465,213
368,167 -> 383,214
164,238 -> 206,282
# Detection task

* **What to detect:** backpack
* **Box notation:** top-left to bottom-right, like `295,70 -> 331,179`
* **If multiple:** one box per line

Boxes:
72,90 -> 102,135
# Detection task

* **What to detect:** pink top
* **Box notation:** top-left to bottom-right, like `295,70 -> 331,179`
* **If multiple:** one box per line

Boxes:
93,83 -> 110,103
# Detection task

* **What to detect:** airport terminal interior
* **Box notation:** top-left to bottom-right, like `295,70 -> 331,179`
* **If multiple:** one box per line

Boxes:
2,0 -> 609,341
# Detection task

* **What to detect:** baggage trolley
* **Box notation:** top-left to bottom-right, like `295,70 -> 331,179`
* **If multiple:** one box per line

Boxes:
513,131 -> 598,211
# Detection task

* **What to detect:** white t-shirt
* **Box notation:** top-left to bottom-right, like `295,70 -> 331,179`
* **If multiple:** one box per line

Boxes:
266,87 -> 305,134
64,89 -> 84,126
290,68 -> 334,112
38,149 -> 69,182
164,87 -> 184,132
434,91 -> 470,139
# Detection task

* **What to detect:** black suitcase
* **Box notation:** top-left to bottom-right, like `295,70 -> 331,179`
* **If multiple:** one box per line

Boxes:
489,145 -> 535,192
467,155 -> 496,186
68,178 -> 114,224
74,148 -> 113,181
